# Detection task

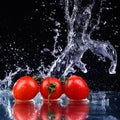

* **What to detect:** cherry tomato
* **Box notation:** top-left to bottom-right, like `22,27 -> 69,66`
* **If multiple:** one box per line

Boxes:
63,75 -> 89,100
12,101 -> 38,120
40,102 -> 62,120
63,101 -> 89,120
12,76 -> 39,101
40,77 -> 63,100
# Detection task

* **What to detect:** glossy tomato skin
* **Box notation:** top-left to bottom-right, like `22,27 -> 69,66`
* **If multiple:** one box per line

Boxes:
40,77 -> 63,100
13,101 -> 38,120
63,75 -> 89,100
12,76 -> 39,101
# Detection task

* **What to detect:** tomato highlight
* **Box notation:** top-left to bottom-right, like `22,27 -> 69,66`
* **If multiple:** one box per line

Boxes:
12,76 -> 39,101
63,75 -> 90,100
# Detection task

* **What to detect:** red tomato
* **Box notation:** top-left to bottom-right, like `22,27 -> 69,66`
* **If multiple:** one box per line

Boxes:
12,101 -> 38,120
40,102 -> 62,120
63,101 -> 89,120
40,77 -> 63,100
63,75 -> 89,100
12,76 -> 39,101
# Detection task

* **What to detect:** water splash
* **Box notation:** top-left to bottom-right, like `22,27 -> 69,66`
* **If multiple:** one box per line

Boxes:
0,66 -> 33,90
0,0 -> 117,88
0,1 -> 118,120
47,0 -> 117,78
0,90 -> 13,120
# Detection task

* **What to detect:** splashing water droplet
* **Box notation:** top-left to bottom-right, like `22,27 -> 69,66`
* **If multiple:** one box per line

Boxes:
47,0 -> 117,78
0,1 -> 118,120
0,66 -> 33,90
0,0 -> 117,88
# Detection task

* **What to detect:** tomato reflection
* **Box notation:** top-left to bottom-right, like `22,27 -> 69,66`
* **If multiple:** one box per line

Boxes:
63,101 -> 89,120
40,101 -> 62,120
12,101 -> 38,120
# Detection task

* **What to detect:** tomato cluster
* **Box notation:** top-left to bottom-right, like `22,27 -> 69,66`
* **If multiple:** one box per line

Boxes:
12,75 -> 90,101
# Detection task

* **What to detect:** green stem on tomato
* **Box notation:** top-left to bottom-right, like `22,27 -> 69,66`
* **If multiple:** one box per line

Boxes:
32,75 -> 43,84
60,77 -> 68,85
47,82 -> 56,103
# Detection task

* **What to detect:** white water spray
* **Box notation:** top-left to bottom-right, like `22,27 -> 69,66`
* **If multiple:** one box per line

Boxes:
47,0 -> 117,78
0,1 -> 118,119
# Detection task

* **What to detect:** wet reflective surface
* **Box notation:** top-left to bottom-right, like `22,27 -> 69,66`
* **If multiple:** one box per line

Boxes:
0,91 -> 120,120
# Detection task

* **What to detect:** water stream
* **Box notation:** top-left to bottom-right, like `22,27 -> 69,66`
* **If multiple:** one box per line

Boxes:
0,0 -> 118,119
0,0 -> 117,89
47,0 -> 117,78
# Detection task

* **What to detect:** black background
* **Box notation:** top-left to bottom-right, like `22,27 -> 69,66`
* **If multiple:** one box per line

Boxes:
0,0 -> 120,90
